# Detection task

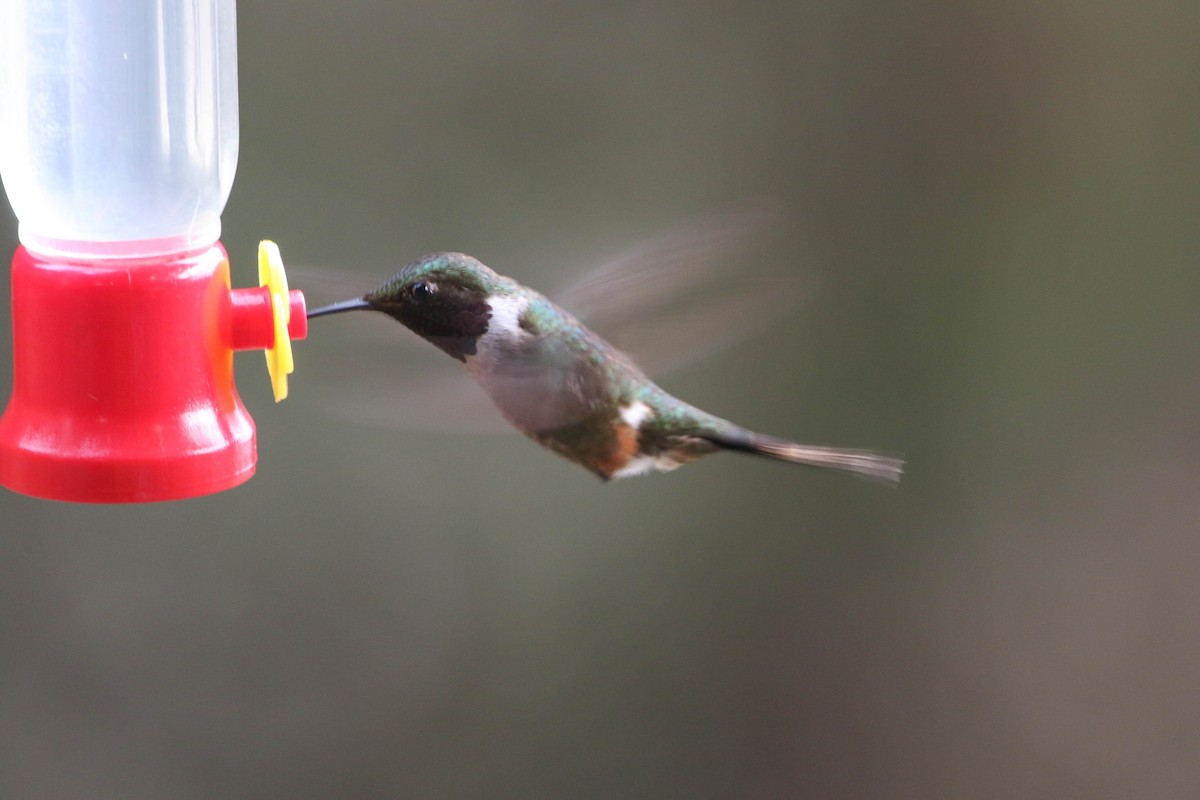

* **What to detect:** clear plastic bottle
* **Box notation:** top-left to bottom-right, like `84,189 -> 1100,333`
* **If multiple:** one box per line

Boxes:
0,0 -> 238,259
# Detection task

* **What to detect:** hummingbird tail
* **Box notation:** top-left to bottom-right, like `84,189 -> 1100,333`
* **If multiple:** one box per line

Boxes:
703,430 -> 905,486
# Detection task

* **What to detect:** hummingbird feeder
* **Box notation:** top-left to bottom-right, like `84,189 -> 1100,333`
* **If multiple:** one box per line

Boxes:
0,0 -> 307,502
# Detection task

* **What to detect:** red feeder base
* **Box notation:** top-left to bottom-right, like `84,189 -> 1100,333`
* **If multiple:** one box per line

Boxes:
0,244 -> 257,502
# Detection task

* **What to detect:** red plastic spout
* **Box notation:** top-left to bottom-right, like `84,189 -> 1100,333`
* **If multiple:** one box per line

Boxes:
0,243 -> 307,503
230,284 -> 308,350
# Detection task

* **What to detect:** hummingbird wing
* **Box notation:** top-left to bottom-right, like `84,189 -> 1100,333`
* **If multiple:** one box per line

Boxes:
550,208 -> 808,374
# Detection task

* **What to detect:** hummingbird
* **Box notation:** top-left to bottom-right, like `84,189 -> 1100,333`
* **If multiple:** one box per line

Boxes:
306,252 -> 904,484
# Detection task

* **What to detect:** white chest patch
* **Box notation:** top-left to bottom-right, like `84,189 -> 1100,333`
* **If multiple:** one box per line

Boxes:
468,293 -> 531,374
484,294 -> 529,340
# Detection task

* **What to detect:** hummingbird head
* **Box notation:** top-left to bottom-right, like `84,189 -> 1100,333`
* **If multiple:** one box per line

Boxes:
308,252 -> 515,361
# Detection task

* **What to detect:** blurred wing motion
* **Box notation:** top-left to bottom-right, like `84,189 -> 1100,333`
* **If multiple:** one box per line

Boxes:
293,209 -> 808,434
552,208 -> 806,374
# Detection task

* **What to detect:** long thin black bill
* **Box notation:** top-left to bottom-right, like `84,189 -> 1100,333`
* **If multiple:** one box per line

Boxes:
307,298 -> 372,318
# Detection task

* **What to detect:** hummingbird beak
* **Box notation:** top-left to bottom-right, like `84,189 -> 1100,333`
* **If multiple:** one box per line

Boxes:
306,298 -> 372,319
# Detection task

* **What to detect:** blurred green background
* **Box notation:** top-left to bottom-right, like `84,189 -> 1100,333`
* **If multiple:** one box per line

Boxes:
2,2 -> 1198,797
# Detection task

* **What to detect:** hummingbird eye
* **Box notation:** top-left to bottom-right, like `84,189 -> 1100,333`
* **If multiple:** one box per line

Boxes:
410,281 -> 435,302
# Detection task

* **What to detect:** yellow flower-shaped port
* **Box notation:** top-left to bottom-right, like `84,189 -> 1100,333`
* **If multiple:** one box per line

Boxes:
258,240 -> 295,402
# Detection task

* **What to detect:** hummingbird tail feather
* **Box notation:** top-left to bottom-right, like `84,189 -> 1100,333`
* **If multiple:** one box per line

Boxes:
703,431 -> 905,486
